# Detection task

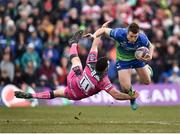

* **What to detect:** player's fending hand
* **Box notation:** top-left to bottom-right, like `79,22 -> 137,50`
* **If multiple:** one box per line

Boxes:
83,20 -> 113,39
102,20 -> 113,28
83,33 -> 95,38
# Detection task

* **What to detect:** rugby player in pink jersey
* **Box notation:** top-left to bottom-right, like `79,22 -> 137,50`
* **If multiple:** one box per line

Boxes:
15,30 -> 139,102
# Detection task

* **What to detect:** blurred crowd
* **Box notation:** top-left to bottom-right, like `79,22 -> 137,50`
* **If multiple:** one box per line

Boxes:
0,0 -> 180,89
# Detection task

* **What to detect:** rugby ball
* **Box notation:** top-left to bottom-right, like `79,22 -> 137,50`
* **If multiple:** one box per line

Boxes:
135,47 -> 149,59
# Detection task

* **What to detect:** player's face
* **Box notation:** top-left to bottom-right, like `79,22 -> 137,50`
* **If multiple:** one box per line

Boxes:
127,31 -> 138,43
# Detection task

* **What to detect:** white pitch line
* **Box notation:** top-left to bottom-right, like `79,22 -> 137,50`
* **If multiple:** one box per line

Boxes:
0,119 -> 180,126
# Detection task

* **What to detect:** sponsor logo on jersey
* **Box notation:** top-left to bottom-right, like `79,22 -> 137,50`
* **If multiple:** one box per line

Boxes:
105,84 -> 112,90
88,53 -> 96,61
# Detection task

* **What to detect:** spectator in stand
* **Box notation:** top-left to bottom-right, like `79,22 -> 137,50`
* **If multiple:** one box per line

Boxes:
42,41 -> 59,65
17,0 -> 32,17
82,0 -> 101,21
56,56 -> 68,85
52,0 -> 68,21
39,16 -> 54,37
0,18 -> 16,57
13,66 -> 24,87
37,74 -> 50,88
21,43 -> 41,71
22,60 -> 37,87
168,63 -> 180,84
38,57 -> 56,85
0,52 -> 14,82
27,25 -> 43,56
6,1 -> 17,20
0,70 -> 11,86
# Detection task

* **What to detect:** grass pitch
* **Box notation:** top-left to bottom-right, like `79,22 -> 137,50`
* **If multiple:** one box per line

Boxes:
0,106 -> 180,133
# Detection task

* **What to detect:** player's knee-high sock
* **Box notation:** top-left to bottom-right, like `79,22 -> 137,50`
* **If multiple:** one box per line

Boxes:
128,86 -> 138,110
128,86 -> 135,96
32,91 -> 55,99
70,43 -> 78,60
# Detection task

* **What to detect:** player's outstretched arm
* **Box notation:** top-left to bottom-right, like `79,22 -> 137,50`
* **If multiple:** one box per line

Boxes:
108,88 -> 139,100
90,36 -> 101,52
83,20 -> 112,39
93,27 -> 112,38
94,20 -> 112,37
83,33 -> 101,53
15,86 -> 67,99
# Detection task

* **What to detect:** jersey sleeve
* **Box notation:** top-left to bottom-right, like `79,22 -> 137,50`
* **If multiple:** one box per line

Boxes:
99,76 -> 114,92
86,51 -> 98,64
109,28 -> 123,40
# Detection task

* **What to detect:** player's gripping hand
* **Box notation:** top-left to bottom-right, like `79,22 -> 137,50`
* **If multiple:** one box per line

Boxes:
131,91 -> 139,99
139,53 -> 152,62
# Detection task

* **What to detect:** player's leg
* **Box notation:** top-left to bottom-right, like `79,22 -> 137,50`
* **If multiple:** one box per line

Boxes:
66,30 -> 84,100
117,69 -> 138,110
132,59 -> 152,84
67,30 -> 84,86
15,31 -> 84,100
15,86 -> 67,99
135,64 -> 152,85
116,60 -> 139,110
69,30 -> 84,69
117,69 -> 132,93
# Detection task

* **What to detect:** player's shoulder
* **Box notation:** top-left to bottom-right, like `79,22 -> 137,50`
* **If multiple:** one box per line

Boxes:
139,32 -> 148,40
138,32 -> 149,45
112,28 -> 126,33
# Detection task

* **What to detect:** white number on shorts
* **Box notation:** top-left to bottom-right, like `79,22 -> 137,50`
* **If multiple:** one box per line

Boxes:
79,75 -> 94,93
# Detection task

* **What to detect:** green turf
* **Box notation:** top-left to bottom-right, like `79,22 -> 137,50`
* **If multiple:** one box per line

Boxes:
0,106 -> 180,133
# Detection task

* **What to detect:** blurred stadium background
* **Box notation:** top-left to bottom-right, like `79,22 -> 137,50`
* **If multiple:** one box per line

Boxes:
0,0 -> 180,133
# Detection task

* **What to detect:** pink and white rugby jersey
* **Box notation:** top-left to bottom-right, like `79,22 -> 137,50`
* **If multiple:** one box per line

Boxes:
70,51 -> 114,100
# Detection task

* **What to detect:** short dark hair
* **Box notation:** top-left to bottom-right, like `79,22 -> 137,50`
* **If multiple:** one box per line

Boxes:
95,57 -> 109,73
128,22 -> 140,34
